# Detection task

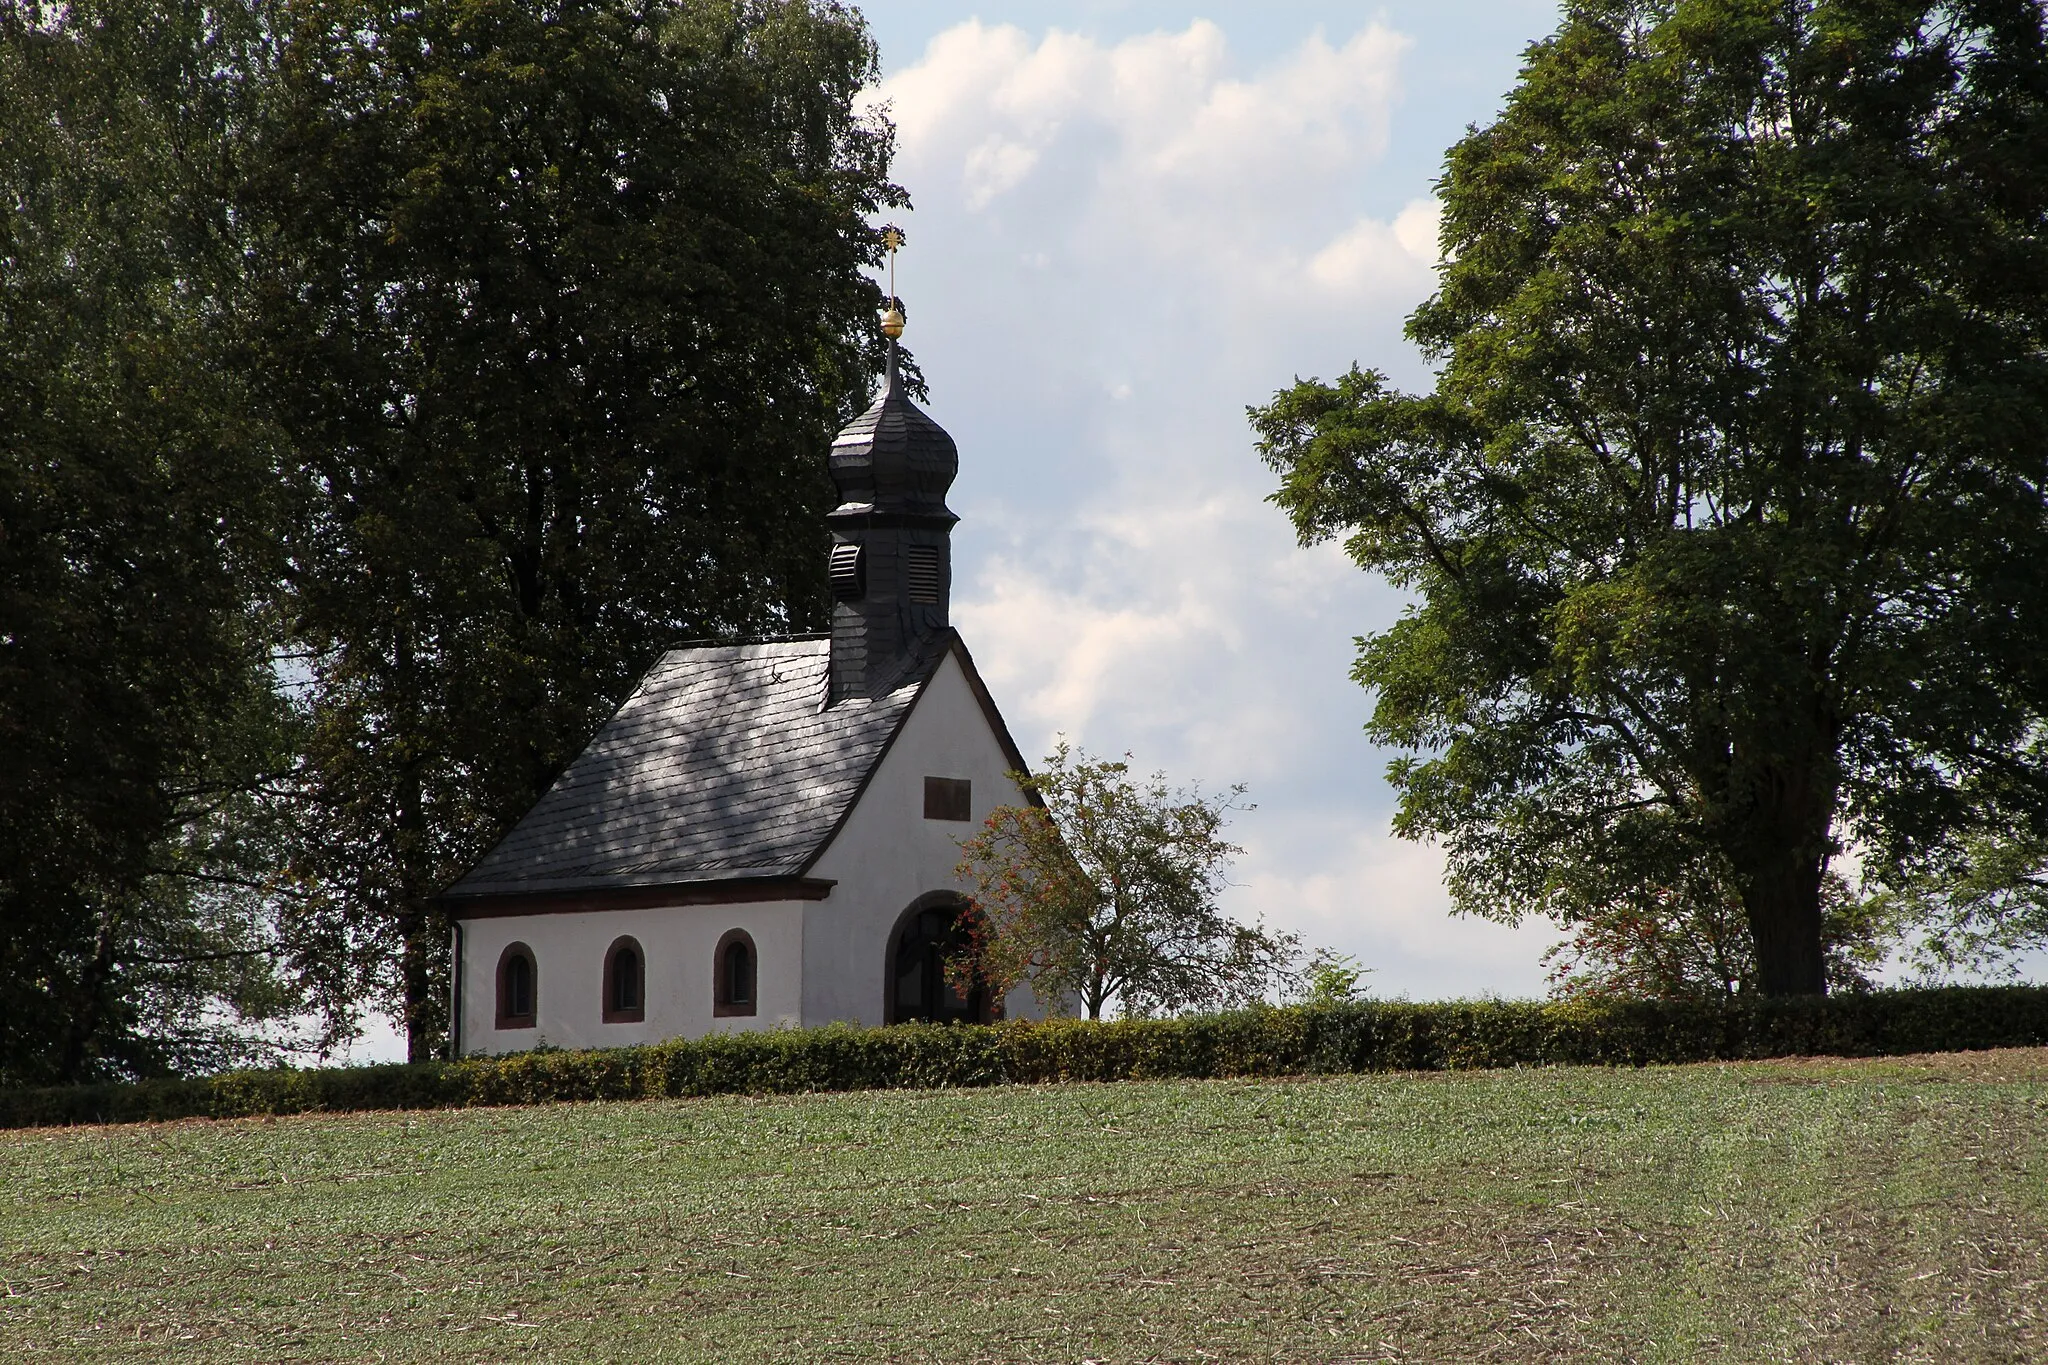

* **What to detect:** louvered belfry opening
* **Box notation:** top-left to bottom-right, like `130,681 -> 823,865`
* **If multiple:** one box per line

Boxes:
905,546 -> 941,604
825,340 -> 959,703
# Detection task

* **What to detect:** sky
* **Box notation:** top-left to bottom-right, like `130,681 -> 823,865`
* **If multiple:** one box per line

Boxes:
345,0 -> 1574,1063
848,0 -> 1572,1001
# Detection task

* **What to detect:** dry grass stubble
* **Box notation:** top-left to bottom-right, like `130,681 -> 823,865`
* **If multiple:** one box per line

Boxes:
2,1048 -> 2045,1362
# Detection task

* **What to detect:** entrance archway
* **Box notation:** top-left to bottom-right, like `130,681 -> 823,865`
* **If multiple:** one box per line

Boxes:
887,895 -> 990,1025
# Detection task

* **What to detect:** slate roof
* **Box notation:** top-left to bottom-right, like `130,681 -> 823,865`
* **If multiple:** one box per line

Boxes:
440,637 -> 934,903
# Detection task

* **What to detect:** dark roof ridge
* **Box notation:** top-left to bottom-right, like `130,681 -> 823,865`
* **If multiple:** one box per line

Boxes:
660,631 -> 832,652
943,631 -> 1040,805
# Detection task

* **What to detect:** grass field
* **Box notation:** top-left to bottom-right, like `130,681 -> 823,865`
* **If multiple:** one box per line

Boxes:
3,1049 -> 2046,1363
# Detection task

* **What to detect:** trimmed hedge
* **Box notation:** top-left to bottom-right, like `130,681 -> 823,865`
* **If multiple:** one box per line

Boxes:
5,985 -> 2047,1129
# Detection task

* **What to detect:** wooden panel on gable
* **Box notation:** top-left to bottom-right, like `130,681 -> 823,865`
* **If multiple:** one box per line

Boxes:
923,776 -> 972,822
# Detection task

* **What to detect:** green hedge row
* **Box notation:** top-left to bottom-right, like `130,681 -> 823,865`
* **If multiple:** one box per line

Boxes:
5,985 -> 2046,1129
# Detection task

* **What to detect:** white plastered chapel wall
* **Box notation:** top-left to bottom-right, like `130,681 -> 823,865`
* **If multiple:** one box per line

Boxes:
457,900 -> 804,1055
456,642 -> 1048,1054
802,645 -> 1047,1027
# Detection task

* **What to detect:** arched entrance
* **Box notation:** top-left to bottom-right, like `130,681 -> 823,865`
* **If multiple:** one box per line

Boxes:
887,895 -> 990,1025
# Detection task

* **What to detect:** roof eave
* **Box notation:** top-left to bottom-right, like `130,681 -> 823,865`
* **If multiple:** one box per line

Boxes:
942,630 -> 1043,808
438,874 -> 837,920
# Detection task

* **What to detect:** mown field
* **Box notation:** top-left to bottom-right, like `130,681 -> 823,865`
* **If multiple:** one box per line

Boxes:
3,1049 -> 2045,1363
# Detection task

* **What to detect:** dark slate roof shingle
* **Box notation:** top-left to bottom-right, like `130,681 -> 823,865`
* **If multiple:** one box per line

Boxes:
442,638 -> 930,900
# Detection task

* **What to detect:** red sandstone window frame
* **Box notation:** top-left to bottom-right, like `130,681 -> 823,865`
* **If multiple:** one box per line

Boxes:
496,942 -> 538,1030
602,935 -> 646,1024
713,929 -> 758,1018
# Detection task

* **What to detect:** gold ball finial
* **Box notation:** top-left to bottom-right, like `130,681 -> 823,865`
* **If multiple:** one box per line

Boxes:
879,225 -> 906,338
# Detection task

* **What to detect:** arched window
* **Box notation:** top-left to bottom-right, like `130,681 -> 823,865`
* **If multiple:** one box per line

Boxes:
713,929 -> 757,1018
496,943 -> 537,1030
603,936 -> 645,1024
887,895 -> 990,1025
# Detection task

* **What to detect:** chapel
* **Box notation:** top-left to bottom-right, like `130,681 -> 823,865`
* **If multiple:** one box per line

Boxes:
437,324 -> 1048,1055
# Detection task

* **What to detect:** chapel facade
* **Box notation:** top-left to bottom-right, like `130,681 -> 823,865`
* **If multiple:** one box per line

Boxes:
438,342 -> 1047,1054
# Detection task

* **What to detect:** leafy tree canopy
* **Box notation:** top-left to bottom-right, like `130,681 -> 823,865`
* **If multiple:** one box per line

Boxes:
1253,0 -> 2048,995
953,744 -> 1298,1020
0,1 -> 305,1082
1,0 -> 905,1073
242,0 -> 905,1058
1877,830 -> 2048,980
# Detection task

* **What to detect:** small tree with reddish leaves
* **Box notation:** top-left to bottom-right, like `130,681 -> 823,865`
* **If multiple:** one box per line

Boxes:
952,743 -> 1297,1020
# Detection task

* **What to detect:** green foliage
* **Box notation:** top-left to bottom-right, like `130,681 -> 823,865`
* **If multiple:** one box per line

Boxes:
1,0 -> 909,1073
1542,870 -> 1897,1000
1881,830 -> 2048,979
242,0 -> 905,1060
952,744 -> 1297,1018
1252,0 -> 2048,996
6,985 -> 2045,1128
1298,949 -> 1371,1005
0,1 -> 309,1083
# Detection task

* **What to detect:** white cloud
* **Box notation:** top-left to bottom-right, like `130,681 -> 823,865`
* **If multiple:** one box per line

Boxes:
872,19 -> 1553,998
868,20 -> 1424,291
956,494 -> 1284,747
876,21 -> 1039,153
1234,825 -> 1563,1000
1308,196 -> 1442,294
957,548 -> 1224,740
963,135 -> 1041,209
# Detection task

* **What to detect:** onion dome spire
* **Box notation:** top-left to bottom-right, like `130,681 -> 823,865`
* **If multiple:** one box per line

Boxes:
826,230 -> 958,703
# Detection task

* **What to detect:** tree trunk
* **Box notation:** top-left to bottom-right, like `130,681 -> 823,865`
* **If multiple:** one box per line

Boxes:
59,905 -> 122,1083
399,903 -> 446,1063
392,623 -> 445,1063
1726,722 -> 1839,997
1740,851 -> 1827,996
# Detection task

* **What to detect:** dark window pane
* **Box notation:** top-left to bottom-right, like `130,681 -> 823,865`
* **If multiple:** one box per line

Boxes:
506,955 -> 532,1018
923,776 -> 971,822
725,942 -> 753,1005
613,948 -> 642,1012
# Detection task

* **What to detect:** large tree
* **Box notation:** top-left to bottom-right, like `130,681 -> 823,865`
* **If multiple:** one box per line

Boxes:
0,2 -> 308,1081
242,0 -> 905,1057
1254,0 -> 2048,994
